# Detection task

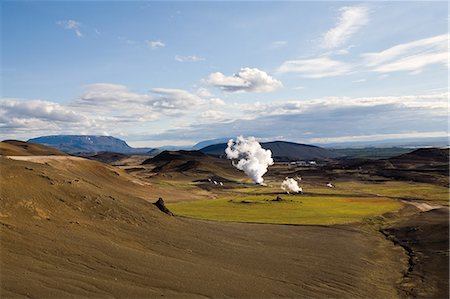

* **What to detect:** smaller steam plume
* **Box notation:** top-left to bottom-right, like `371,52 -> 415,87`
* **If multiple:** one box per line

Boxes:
226,136 -> 274,185
281,177 -> 302,194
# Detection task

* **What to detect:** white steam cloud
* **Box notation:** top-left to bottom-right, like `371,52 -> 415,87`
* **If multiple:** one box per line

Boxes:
281,177 -> 302,194
225,136 -> 274,185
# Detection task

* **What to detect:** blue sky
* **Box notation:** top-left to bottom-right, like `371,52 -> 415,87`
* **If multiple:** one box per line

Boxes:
1,1 -> 448,147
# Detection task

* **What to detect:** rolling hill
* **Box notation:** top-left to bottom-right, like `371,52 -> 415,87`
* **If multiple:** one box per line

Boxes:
141,150 -> 244,180
200,140 -> 338,161
0,140 -> 68,156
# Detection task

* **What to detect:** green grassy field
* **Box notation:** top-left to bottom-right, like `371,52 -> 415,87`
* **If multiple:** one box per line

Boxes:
231,180 -> 448,203
167,195 -> 403,225
304,181 -> 449,205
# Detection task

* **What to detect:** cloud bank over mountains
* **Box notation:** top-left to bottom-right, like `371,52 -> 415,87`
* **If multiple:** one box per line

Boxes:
2,90 -> 446,145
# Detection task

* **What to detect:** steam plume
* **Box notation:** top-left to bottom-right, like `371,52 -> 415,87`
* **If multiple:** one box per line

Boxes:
225,136 -> 274,185
281,177 -> 302,194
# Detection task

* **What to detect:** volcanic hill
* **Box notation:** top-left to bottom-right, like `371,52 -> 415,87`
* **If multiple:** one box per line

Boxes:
200,140 -> 337,161
343,148 -> 449,186
141,150 -> 243,180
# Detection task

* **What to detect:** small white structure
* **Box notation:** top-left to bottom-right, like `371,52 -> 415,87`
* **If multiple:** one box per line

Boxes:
208,178 -> 212,183
326,183 -> 335,188
296,176 -> 302,181
213,181 -> 218,185
219,182 -> 224,186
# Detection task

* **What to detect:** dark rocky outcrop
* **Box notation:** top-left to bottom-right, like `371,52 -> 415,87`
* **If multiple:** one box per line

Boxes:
153,198 -> 173,216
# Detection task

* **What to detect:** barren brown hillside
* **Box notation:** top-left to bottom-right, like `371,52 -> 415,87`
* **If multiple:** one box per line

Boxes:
0,148 -> 408,298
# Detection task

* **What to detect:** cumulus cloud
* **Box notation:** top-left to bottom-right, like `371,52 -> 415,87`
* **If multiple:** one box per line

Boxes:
207,67 -> 282,93
57,20 -> 83,37
1,99 -> 84,123
362,34 -> 448,74
209,98 -> 225,106
150,88 -> 204,110
0,82 -> 228,140
175,55 -> 205,62
277,57 -> 352,78
147,40 -> 165,49
0,98 -> 92,137
322,6 -> 369,49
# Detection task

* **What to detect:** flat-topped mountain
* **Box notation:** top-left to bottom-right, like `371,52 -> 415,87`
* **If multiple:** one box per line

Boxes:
28,135 -> 153,154
200,140 -> 337,161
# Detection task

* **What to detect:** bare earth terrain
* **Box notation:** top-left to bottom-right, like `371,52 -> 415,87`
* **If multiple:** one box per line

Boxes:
0,141 -> 448,298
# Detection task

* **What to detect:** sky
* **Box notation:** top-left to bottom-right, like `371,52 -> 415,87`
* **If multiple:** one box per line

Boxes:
1,1 -> 448,147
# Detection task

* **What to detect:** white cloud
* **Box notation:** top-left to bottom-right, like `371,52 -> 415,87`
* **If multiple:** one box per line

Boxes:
199,110 -> 226,121
322,6 -> 369,49
271,41 -> 288,48
79,83 -> 152,105
292,86 -> 305,90
145,92 -> 448,144
0,84 -> 209,139
244,92 -> 449,117
207,67 -> 282,93
150,88 -> 204,110
277,57 -> 352,78
196,87 -> 214,98
362,34 -> 448,74
57,20 -> 83,37
1,99 -> 84,123
147,40 -> 166,49
0,98 -> 90,134
209,98 -> 225,106
310,131 -> 448,144
175,55 -> 205,62
78,84 -> 207,113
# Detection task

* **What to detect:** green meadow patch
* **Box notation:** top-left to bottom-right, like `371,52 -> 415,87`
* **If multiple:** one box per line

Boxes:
167,195 -> 403,225
306,181 -> 449,205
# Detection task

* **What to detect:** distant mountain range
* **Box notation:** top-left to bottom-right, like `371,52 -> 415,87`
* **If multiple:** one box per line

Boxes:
200,140 -> 337,161
26,135 -> 444,161
25,135 -> 337,161
28,135 -> 154,154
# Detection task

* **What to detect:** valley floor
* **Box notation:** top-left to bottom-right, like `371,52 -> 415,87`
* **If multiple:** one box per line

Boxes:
2,213 -> 407,298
